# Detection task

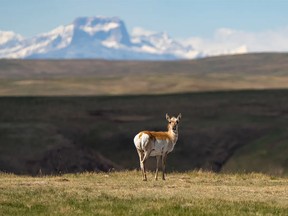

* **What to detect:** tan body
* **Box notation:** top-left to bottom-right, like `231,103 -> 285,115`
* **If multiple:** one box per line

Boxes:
134,114 -> 181,181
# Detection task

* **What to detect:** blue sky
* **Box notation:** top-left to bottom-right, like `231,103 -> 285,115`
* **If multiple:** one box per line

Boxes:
1,0 -> 287,38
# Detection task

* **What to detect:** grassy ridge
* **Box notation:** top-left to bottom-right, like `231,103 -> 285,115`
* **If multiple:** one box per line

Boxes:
1,53 -> 288,96
0,171 -> 287,215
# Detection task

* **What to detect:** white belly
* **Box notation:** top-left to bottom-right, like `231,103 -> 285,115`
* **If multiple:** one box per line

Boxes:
150,139 -> 174,157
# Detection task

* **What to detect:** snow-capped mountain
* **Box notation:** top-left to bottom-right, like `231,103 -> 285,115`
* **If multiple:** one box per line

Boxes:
1,16 -> 251,60
0,16 -> 201,60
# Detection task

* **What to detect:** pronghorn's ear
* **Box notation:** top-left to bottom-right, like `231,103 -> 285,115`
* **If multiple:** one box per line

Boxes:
166,113 -> 171,121
177,113 -> 182,120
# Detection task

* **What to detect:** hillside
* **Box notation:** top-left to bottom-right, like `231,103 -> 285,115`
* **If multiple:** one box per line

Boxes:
1,53 -> 288,175
0,53 -> 288,96
1,90 -> 288,175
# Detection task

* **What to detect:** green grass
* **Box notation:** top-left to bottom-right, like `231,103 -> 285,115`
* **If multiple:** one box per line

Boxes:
0,171 -> 287,215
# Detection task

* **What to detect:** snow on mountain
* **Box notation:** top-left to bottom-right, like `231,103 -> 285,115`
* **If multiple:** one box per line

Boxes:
0,31 -> 23,46
0,31 -> 24,58
0,16 -> 201,60
0,25 -> 74,58
73,16 -> 131,46
131,28 -> 201,59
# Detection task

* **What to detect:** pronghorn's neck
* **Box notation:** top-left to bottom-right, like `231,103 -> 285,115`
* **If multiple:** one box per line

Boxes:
167,124 -> 179,144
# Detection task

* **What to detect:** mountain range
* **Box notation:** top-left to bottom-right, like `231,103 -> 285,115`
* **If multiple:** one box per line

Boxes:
0,16 -> 244,60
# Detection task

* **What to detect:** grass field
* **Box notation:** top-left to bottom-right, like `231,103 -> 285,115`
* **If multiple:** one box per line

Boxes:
0,171 -> 287,215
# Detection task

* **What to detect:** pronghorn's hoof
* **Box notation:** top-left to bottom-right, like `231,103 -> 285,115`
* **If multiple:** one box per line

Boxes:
143,178 -> 147,181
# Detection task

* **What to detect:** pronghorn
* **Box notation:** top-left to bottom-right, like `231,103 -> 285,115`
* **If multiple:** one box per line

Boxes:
134,113 -> 181,181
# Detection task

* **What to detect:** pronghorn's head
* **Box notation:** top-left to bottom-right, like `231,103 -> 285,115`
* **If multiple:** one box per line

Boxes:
166,113 -> 181,132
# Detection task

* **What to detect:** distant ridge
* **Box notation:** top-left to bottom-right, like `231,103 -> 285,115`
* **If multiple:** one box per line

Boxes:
0,53 -> 288,96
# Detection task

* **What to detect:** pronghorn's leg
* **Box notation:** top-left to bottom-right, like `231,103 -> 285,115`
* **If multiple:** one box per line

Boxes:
141,150 -> 151,181
155,155 -> 161,180
162,153 -> 168,180
137,149 -> 145,180
142,159 -> 147,181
